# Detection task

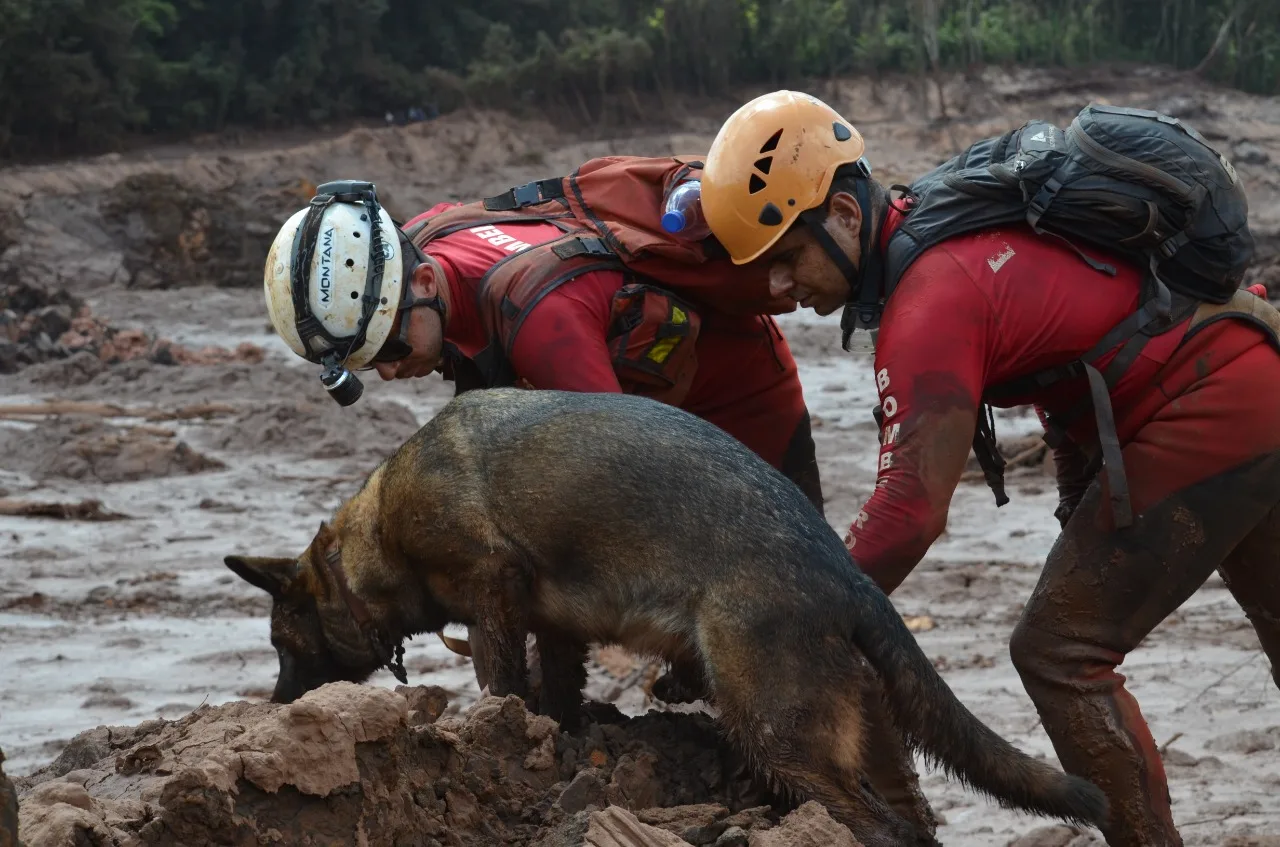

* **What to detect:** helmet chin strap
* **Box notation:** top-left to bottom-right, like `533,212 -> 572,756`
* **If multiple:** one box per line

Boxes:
398,236 -> 447,320
796,172 -> 887,353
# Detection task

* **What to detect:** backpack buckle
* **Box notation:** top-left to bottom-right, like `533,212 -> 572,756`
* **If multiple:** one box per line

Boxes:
512,181 -> 543,207
1027,175 -> 1064,229
484,178 -> 565,211
552,236 -> 615,260
1157,231 -> 1189,260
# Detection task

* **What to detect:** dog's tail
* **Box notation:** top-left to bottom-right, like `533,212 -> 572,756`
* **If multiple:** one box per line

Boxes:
846,570 -> 1109,828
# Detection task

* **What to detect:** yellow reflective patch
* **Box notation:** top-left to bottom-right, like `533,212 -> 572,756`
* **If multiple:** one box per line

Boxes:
671,306 -> 687,325
646,336 -> 681,363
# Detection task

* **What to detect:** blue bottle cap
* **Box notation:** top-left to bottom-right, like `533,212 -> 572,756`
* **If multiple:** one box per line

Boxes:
661,210 -> 686,234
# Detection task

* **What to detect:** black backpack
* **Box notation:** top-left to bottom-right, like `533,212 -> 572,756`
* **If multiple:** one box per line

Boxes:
870,105 -> 1255,528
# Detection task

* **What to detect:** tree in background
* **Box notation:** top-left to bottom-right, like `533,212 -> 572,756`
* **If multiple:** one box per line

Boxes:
0,0 -> 1277,160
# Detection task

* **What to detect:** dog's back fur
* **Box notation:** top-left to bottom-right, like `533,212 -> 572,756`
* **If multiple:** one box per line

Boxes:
228,388 -> 1106,846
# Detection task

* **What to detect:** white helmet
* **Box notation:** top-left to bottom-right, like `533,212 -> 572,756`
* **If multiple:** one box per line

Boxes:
263,181 -> 404,373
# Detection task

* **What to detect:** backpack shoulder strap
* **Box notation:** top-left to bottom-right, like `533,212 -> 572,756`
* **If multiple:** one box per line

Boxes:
468,235 -> 627,385
405,199 -> 576,249
981,279 -> 1198,528
481,178 -> 570,212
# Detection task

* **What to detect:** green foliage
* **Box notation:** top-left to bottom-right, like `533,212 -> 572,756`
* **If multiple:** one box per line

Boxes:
0,0 -> 1277,160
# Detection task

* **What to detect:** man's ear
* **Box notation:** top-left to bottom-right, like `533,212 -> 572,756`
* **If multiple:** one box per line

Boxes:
414,257 -> 442,298
827,190 -> 864,232
224,556 -> 300,598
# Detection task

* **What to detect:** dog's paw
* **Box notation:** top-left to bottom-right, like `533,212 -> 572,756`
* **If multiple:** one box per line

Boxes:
650,669 -> 705,705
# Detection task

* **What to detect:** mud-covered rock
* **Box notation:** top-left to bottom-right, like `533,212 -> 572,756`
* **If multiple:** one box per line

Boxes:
747,802 -> 861,847
0,274 -> 264,375
558,770 -> 610,814
101,173 -> 293,290
1,748 -> 19,847
17,685 -> 795,847
397,684 -> 451,726
637,804 -> 732,844
584,806 -> 692,846
0,420 -> 225,484
1007,826 -> 1102,847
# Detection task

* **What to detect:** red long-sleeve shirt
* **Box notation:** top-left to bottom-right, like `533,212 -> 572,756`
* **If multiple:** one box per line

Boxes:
403,204 -> 809,471
847,209 -> 1271,592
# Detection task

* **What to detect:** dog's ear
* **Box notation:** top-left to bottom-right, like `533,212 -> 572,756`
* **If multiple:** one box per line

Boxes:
224,556 -> 300,598
310,521 -> 340,558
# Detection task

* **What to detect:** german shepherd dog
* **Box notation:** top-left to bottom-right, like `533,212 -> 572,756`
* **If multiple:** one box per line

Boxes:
225,388 -> 1106,846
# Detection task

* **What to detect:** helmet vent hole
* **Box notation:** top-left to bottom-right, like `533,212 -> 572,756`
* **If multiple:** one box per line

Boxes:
345,259 -> 355,268
360,214 -> 368,222
350,291 -> 360,300
759,129 -> 782,154
353,231 -> 361,239
833,122 -> 853,142
754,156 -> 773,175
758,203 -> 784,226
749,174 -> 767,194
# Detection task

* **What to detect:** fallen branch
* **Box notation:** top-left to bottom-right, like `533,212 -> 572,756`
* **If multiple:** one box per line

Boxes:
1174,652 -> 1258,713
0,498 -> 131,521
0,401 -> 130,418
0,401 -> 237,422
143,403 -> 238,422
1158,731 -> 1184,755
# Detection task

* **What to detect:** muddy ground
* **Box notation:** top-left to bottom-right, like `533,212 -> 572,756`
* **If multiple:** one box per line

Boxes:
1,65 -> 1278,845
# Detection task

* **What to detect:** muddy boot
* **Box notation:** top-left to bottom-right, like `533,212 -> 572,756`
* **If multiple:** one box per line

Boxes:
1010,453 -> 1280,847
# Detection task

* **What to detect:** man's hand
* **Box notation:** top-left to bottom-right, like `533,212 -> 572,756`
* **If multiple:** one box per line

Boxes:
1050,438 -> 1097,529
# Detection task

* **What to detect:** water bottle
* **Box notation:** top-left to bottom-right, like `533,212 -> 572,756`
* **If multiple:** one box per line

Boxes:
661,179 -> 712,241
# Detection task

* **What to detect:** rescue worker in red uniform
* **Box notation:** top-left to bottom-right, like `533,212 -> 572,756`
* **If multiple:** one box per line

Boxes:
262,175 -> 823,713
701,91 -> 1280,846
264,195 -> 821,508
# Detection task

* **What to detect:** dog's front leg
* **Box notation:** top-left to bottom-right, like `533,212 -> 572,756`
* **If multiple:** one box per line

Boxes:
467,559 -> 532,700
467,625 -> 493,691
472,620 -> 528,699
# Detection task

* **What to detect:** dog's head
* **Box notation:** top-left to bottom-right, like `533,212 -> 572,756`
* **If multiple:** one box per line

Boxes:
225,521 -> 389,704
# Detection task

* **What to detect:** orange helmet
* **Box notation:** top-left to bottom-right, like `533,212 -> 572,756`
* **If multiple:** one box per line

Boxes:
702,91 -> 867,265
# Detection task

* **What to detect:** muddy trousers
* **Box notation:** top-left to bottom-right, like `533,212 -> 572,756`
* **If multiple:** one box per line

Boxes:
1009,451 -> 1280,847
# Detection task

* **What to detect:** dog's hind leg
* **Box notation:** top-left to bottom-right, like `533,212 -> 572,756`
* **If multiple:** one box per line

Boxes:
533,629 -> 588,729
701,627 -> 936,847
855,660 -> 938,838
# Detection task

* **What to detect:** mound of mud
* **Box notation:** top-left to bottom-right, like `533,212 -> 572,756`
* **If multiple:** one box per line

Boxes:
100,173 -> 298,290
13,683 -> 855,847
207,395 -> 423,462
0,420 -> 224,484
0,276 -> 264,378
